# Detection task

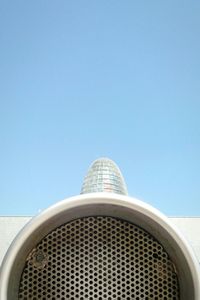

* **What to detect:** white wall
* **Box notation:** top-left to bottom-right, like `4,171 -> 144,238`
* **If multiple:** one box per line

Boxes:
171,217 -> 200,262
0,216 -> 200,266
0,217 -> 31,265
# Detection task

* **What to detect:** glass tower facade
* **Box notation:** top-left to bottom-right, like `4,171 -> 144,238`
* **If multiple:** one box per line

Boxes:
80,157 -> 128,195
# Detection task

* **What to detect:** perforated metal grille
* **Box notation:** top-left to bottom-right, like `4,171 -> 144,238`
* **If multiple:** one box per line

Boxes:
19,217 -> 179,299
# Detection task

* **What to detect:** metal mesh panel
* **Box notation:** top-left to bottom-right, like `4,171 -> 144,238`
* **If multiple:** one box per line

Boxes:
19,216 -> 179,299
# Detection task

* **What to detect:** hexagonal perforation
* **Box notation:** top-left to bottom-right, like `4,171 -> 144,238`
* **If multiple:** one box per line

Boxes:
19,216 -> 179,299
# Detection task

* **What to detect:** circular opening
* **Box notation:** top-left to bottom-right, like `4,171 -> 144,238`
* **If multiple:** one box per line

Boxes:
19,216 -> 179,299
2,194 -> 199,300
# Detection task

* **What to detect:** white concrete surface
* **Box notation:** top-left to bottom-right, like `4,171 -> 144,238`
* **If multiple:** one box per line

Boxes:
171,217 -> 200,262
0,216 -> 31,265
0,216 -> 200,265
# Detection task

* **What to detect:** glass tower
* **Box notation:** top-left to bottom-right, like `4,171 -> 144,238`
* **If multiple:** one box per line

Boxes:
81,157 -> 128,195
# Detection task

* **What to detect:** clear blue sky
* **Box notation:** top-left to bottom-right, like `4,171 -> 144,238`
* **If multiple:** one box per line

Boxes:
0,1 -> 200,216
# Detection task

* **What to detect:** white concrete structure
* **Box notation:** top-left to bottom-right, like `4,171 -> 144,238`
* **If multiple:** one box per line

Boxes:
1,216 -> 200,266
1,159 -> 200,299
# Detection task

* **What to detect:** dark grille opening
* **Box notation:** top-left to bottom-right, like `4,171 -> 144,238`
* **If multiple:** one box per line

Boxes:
19,216 -> 179,299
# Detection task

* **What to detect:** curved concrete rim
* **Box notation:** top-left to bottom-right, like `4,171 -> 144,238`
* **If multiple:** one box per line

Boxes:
0,193 -> 200,299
